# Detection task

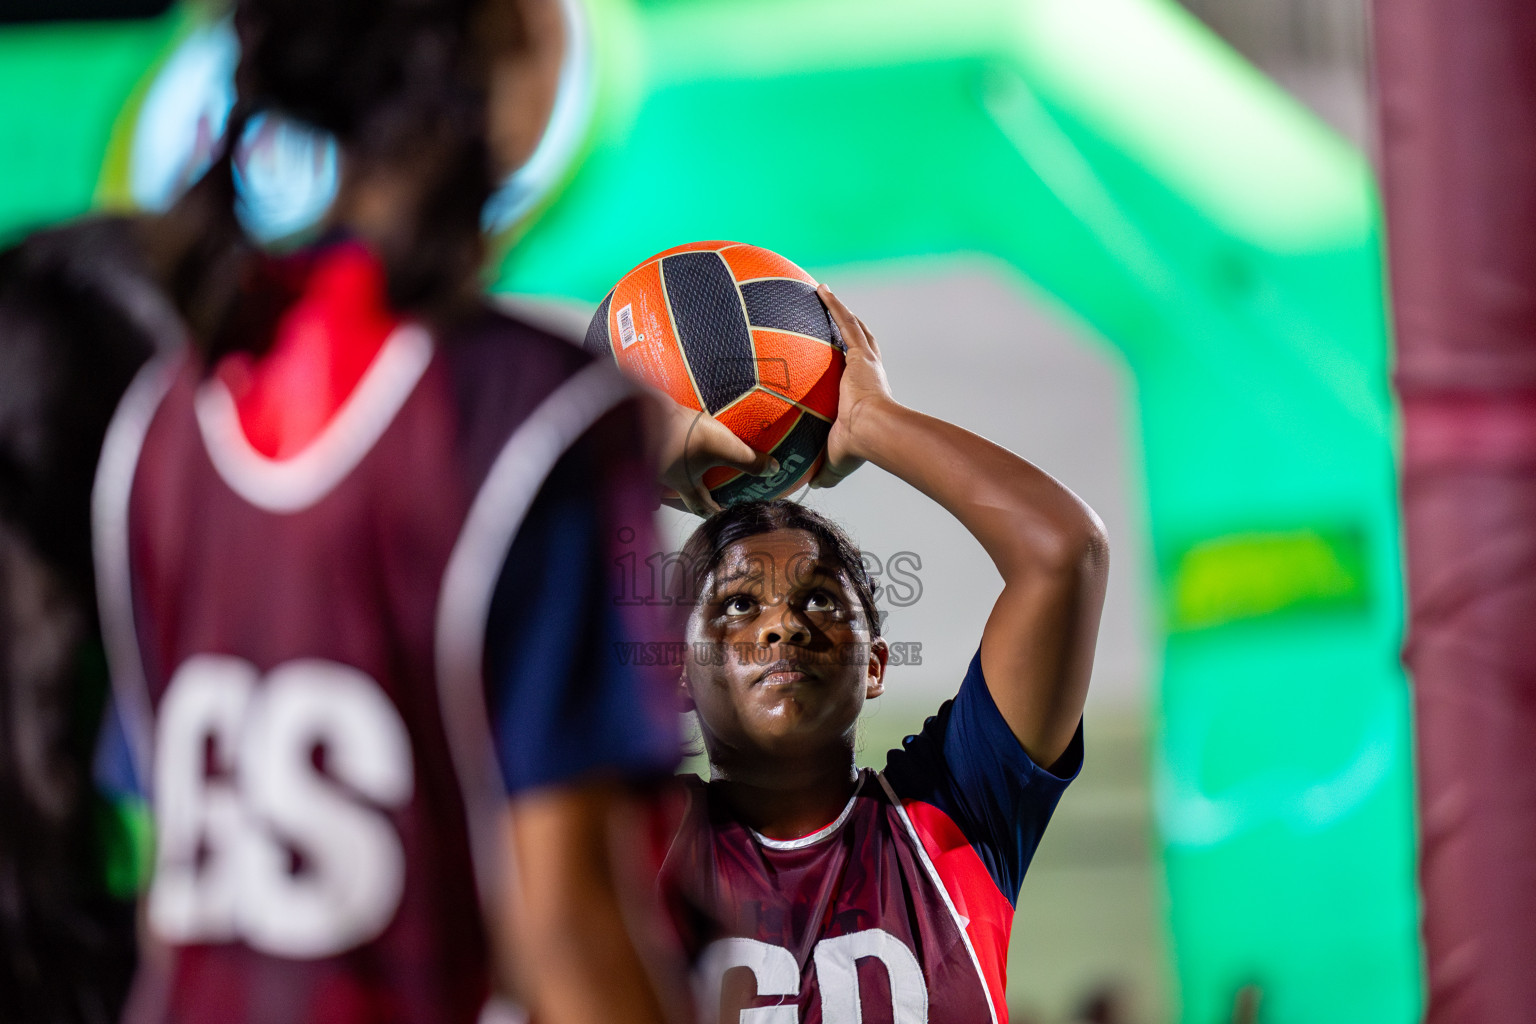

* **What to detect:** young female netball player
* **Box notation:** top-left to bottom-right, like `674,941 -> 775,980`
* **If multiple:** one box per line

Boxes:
93,2 -> 682,1022
659,286 -> 1109,1023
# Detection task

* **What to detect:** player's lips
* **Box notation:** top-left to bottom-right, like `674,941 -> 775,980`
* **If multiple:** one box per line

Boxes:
754,658 -> 819,687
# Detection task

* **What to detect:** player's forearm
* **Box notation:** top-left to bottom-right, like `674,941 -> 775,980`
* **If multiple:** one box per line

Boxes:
500,789 -> 678,1024
521,892 -> 672,1024
847,397 -> 1108,585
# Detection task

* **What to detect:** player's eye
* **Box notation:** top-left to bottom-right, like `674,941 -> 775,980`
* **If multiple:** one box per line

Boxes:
804,589 -> 839,613
722,594 -> 757,616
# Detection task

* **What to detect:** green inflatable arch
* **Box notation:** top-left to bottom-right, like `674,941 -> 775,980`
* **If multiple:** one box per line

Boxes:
0,1 -> 1419,1020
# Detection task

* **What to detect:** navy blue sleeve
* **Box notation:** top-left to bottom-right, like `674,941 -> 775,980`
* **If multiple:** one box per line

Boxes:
883,647 -> 1083,905
482,401 -> 681,793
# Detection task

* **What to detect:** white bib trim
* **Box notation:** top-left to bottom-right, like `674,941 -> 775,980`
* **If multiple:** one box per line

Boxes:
194,323 -> 433,514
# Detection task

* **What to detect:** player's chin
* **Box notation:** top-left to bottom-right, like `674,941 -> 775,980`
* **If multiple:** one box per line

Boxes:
747,699 -> 857,753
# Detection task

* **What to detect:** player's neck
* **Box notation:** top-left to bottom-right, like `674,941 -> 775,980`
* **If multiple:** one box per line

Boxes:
707,749 -> 861,842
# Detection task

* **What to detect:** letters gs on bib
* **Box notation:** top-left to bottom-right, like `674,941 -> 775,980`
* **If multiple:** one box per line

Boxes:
150,655 -> 414,959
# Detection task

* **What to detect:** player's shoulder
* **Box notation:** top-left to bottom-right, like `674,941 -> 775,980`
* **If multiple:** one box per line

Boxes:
434,300 -> 637,445
440,301 -> 595,386
881,650 -> 1014,800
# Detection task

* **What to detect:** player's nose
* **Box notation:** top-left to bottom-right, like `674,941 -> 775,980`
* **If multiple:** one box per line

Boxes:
757,603 -> 812,646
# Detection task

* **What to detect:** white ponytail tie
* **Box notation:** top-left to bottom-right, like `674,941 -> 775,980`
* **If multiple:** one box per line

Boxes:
232,111 -> 341,249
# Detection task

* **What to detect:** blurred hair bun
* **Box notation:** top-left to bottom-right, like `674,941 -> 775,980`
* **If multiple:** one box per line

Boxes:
233,0 -> 500,139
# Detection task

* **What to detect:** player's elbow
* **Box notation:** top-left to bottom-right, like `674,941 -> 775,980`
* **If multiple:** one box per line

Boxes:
1010,501 -> 1109,586
1071,508 -> 1110,582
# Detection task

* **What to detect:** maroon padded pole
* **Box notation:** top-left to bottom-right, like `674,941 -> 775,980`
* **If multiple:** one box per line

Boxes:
1372,1 -> 1536,1020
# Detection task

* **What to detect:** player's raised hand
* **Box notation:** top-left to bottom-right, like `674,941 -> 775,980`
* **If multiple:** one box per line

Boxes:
813,283 -> 893,489
647,392 -> 779,516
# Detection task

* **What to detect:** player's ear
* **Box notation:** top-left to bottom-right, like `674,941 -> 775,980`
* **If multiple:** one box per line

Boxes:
677,669 -> 696,713
865,637 -> 888,700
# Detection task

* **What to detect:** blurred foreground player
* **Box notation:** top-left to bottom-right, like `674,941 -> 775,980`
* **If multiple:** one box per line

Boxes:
93,2 -> 682,1023
659,289 -> 1108,1022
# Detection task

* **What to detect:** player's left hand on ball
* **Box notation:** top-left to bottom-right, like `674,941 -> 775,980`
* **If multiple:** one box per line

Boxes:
813,284 -> 893,489
649,393 -> 779,516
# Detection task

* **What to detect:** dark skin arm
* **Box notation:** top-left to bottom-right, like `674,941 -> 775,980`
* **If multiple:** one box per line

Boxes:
813,285 -> 1107,768
494,784 -> 681,1024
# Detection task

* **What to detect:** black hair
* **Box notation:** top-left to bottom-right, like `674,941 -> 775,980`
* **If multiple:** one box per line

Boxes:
0,218 -> 165,1024
152,0 -> 527,364
678,499 -> 882,638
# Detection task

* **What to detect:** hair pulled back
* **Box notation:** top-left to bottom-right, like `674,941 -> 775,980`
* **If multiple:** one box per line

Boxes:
156,0 -> 527,363
679,500 -> 882,638
0,219 -> 161,1024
